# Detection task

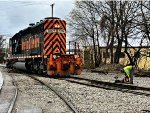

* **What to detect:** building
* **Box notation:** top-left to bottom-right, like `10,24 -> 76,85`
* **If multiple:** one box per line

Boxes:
82,46 -> 150,70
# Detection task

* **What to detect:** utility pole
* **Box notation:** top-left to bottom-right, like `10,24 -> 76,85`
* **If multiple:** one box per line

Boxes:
4,41 -> 7,64
50,3 -> 55,17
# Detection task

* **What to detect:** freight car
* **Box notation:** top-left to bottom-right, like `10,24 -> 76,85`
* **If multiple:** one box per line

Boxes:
6,17 -> 82,76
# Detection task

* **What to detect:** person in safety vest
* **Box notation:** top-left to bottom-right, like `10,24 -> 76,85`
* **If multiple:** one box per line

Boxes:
121,64 -> 134,84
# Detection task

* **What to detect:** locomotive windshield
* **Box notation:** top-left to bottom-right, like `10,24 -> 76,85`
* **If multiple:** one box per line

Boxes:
58,29 -> 65,33
46,29 -> 56,33
46,28 -> 65,33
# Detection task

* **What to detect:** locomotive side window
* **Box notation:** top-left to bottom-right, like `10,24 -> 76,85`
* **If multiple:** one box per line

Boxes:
46,29 -> 56,33
58,29 -> 65,33
13,39 -> 16,44
24,40 -> 26,50
21,39 -> 24,50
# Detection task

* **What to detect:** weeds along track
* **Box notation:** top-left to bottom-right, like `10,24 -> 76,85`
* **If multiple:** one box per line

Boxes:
57,76 -> 150,96
27,74 -> 79,113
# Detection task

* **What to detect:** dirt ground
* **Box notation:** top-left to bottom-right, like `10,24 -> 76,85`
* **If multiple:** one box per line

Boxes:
91,64 -> 150,77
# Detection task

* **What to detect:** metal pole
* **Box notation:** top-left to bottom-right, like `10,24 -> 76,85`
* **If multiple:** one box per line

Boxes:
75,42 -> 76,54
5,41 -> 7,64
69,41 -> 70,54
50,3 -> 55,17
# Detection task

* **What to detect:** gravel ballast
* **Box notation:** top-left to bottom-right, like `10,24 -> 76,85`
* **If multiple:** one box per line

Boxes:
38,71 -> 150,113
1,68 -> 150,113
0,68 -> 71,113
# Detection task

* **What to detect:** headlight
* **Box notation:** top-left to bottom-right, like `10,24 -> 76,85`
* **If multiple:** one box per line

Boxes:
53,55 -> 57,59
74,55 -> 78,59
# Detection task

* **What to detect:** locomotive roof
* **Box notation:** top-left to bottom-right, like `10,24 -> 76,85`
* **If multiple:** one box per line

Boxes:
21,27 -> 31,35
11,32 -> 21,39
31,21 -> 44,29
11,27 -> 31,39
11,17 -> 63,40
44,17 -> 60,19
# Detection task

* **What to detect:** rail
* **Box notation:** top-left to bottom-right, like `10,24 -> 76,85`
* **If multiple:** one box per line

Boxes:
28,75 -> 79,113
7,75 -> 18,113
56,76 -> 150,97
69,76 -> 150,91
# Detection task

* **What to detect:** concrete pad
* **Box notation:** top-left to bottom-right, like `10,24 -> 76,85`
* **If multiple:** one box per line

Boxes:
0,86 -> 16,103
0,86 -> 16,94
0,102 -> 10,113
0,71 -> 4,90
2,74 -> 14,86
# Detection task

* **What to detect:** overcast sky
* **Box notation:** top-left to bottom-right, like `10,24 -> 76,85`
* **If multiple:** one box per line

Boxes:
0,0 -> 75,37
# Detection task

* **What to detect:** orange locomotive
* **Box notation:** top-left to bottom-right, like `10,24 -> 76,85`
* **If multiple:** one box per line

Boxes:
6,17 -> 82,76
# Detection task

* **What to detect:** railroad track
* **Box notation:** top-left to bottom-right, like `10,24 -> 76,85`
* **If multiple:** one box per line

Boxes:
3,67 -> 150,112
56,76 -> 150,96
4,68 -> 79,113
27,74 -> 79,113
7,76 -> 18,113
5,66 -> 150,93
0,72 -> 18,113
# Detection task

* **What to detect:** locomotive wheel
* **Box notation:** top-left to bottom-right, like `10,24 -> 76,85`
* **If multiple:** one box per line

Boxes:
38,69 -> 43,75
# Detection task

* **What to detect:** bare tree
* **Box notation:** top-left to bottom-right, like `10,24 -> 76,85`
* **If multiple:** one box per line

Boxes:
140,1 -> 150,41
100,1 -> 145,65
68,0 -> 150,68
0,35 -> 6,63
68,1 -> 101,67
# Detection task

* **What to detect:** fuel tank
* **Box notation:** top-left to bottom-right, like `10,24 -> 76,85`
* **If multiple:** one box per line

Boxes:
13,62 -> 30,71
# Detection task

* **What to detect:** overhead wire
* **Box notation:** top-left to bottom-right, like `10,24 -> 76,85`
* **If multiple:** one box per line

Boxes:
0,1 -> 49,10
0,0 -> 65,35
0,1 -> 50,16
